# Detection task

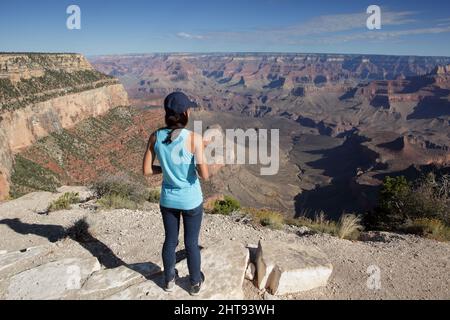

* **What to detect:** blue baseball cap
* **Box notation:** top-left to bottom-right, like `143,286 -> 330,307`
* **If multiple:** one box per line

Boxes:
164,92 -> 198,114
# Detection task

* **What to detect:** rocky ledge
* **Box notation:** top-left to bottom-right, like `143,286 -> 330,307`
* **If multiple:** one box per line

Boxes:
0,187 -> 449,300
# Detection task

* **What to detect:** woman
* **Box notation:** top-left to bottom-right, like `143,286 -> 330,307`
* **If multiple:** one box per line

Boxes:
143,92 -> 209,296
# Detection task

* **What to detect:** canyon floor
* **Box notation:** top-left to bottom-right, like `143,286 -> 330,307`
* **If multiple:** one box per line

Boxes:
0,188 -> 448,300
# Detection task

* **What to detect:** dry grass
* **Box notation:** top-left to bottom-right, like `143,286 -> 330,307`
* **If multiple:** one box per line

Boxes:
404,218 -> 450,242
337,214 -> 363,240
97,193 -> 139,210
243,208 -> 285,230
286,211 -> 363,240
48,192 -> 80,212
286,211 -> 339,236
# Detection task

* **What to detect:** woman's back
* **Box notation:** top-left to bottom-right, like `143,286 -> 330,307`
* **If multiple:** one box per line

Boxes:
154,128 -> 203,210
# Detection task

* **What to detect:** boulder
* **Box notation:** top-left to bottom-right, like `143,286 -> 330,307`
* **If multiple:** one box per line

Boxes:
6,257 -> 101,300
107,240 -> 249,300
245,263 -> 256,281
256,240 -> 332,295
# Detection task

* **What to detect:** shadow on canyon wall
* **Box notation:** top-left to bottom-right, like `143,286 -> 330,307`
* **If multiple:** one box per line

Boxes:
294,135 -> 380,220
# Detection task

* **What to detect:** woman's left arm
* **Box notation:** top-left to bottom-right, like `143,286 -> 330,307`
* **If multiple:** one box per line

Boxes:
143,132 -> 162,176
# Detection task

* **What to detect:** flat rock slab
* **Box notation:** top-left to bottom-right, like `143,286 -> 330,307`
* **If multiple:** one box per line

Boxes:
107,240 -> 249,300
0,245 -> 53,279
256,240 -> 333,295
0,188 -> 92,217
6,257 -> 101,300
0,192 -> 59,216
78,266 -> 146,299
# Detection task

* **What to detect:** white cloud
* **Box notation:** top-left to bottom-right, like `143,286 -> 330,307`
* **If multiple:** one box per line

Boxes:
176,32 -> 205,40
181,10 -> 416,43
310,26 -> 450,45
175,10 -> 450,47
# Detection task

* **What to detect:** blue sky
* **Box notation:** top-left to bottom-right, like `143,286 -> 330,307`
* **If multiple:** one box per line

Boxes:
1,0 -> 450,56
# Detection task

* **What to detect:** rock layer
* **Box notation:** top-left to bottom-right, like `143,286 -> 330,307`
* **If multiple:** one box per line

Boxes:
0,53 -> 129,199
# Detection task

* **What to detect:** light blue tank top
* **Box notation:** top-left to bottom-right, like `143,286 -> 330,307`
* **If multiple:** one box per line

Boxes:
154,128 -> 203,210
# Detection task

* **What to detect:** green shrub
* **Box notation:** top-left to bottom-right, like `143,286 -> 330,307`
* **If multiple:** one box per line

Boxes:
48,192 -> 80,212
367,173 -> 450,235
212,196 -> 241,215
97,194 -> 139,210
403,218 -> 450,242
91,174 -> 148,208
286,211 -> 339,236
378,176 -> 411,224
147,189 -> 161,203
243,208 -> 284,229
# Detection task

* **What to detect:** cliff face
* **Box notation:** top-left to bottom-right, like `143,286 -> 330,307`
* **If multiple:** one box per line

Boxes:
0,54 -> 129,199
0,53 -> 92,82
358,64 -> 450,108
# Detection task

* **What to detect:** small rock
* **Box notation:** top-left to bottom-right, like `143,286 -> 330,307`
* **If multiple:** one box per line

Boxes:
263,292 -> 280,300
245,263 -> 256,281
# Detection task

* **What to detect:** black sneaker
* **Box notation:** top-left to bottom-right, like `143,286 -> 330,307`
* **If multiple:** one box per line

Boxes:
189,272 -> 205,296
164,269 -> 179,292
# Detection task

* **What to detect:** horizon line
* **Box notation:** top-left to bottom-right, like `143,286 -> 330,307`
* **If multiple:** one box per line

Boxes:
1,51 -> 450,59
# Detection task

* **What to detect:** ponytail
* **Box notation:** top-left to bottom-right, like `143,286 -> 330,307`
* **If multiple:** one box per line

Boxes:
162,110 -> 189,145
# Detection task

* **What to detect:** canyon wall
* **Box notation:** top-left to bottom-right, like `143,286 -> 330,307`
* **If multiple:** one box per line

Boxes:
0,54 -> 129,199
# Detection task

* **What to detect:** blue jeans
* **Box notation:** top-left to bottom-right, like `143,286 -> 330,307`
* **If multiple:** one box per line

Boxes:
160,204 -> 203,285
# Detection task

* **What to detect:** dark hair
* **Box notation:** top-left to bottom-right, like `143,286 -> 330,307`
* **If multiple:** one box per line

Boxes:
162,108 -> 189,144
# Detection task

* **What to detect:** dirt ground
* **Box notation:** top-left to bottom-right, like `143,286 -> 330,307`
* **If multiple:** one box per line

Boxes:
1,198 -> 449,300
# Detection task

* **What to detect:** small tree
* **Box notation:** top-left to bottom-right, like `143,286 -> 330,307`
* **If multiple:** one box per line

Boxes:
378,176 -> 411,224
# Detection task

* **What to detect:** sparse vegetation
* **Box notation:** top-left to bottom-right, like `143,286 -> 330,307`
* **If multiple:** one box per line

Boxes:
337,214 -> 363,240
211,196 -> 241,215
97,193 -> 139,210
365,173 -> 450,241
404,218 -> 450,242
1,70 -> 117,112
285,211 -> 363,240
147,189 -> 161,203
9,155 -> 61,198
91,174 -> 149,210
286,211 -> 339,236
48,192 -> 80,212
243,208 -> 284,229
